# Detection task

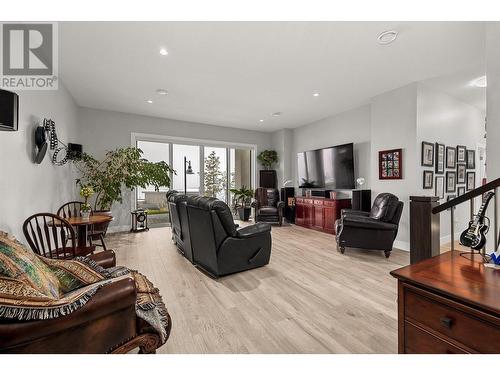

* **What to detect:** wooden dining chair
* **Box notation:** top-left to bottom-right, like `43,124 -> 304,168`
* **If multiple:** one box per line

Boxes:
22,213 -> 95,260
57,201 -> 108,250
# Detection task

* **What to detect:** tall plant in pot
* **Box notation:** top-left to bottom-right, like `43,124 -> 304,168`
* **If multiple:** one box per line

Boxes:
257,150 -> 278,170
73,147 -> 175,216
229,186 -> 254,221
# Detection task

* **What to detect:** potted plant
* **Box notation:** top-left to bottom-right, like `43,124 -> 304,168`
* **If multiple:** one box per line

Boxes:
257,150 -> 278,170
229,185 -> 254,221
73,147 -> 175,216
79,185 -> 94,220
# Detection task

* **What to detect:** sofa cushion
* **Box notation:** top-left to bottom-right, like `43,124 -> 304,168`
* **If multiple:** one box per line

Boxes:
0,232 -> 61,299
369,193 -> 400,222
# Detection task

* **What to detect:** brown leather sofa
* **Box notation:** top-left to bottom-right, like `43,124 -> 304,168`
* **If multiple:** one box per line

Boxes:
0,251 -> 171,354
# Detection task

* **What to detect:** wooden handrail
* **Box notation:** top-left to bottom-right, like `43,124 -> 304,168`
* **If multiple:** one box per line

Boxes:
432,177 -> 500,214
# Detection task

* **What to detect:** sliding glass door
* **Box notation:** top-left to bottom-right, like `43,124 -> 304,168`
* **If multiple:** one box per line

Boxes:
134,136 -> 255,226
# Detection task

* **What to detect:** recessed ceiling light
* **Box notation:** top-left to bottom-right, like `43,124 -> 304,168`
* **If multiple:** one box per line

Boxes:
146,100 -> 153,104
159,48 -> 168,56
377,30 -> 398,45
156,89 -> 168,95
313,92 -> 320,97
471,76 -> 487,88
271,112 -> 282,117
259,119 -> 264,123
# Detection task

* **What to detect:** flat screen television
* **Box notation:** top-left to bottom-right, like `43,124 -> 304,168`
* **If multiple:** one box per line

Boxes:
297,143 -> 355,189
0,89 -> 19,131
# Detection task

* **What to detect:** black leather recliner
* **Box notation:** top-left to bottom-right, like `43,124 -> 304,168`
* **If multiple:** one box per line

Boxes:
335,193 -> 404,258
167,193 -> 194,263
252,187 -> 285,226
186,196 -> 272,278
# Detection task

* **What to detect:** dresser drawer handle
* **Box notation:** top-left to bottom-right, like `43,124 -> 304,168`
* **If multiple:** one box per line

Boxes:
440,317 -> 453,329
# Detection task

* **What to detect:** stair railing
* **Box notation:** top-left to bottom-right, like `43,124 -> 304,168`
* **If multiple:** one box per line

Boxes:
432,177 -> 500,255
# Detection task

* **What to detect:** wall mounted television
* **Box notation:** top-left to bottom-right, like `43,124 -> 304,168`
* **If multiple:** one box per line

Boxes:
297,142 -> 355,189
0,89 -> 19,131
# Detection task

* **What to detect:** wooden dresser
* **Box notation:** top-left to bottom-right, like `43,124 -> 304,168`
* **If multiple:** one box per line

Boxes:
390,251 -> 500,354
295,197 -> 351,234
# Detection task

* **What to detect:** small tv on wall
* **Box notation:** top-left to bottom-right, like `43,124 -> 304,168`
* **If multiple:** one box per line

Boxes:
0,89 -> 19,131
297,143 -> 355,189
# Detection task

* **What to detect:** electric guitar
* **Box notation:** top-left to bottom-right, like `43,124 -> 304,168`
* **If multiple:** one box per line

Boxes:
459,192 -> 495,250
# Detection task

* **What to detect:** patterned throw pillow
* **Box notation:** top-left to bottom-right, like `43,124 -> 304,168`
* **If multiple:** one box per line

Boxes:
0,232 -> 61,299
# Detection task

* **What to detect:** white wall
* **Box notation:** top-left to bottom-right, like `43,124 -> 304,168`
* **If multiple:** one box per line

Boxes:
0,84 -> 79,241
416,83 -> 485,244
370,84 -> 418,250
487,23 -> 500,180
78,107 -> 272,231
291,105 -> 371,192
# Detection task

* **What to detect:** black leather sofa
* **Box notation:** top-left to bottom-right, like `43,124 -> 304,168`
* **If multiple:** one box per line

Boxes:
335,193 -> 404,258
185,196 -> 272,278
167,193 -> 194,263
252,187 -> 285,226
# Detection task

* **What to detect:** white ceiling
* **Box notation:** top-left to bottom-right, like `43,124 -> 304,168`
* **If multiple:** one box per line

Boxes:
59,22 -> 486,132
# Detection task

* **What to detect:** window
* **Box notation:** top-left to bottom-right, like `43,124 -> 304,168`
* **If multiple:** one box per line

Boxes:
172,144 -> 201,195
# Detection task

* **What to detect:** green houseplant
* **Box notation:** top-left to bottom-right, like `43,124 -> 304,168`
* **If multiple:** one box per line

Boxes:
229,185 -> 254,221
74,147 -> 175,212
257,150 -> 278,170
79,185 -> 94,220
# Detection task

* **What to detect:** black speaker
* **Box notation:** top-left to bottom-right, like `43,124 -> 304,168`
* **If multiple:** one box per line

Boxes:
352,189 -> 371,212
0,89 -> 19,131
280,187 -> 295,223
68,143 -> 83,159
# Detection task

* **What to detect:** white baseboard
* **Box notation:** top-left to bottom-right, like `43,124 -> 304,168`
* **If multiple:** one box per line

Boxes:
107,225 -> 130,234
394,240 -> 410,252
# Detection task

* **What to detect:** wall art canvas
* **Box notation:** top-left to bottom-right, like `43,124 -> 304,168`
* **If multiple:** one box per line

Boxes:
466,171 -> 476,191
457,186 -> 465,197
446,171 -> 456,193
446,146 -> 456,169
423,170 -> 433,189
466,149 -> 476,169
421,142 -> 434,167
456,145 -> 466,163
435,143 -> 445,174
435,176 -> 445,199
457,164 -> 466,184
379,148 -> 402,180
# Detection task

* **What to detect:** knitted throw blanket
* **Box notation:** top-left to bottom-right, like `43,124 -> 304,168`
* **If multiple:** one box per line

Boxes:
0,232 -> 170,344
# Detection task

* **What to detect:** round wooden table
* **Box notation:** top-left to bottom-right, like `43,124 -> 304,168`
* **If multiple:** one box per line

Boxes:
66,215 -> 114,247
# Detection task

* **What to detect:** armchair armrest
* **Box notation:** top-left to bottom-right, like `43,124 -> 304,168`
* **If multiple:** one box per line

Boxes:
277,201 -> 285,210
237,223 -> 271,238
87,250 -> 116,268
342,216 -> 397,231
0,277 -> 137,350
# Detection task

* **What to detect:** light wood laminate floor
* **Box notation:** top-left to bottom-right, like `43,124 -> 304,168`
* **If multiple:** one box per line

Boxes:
107,224 -> 410,353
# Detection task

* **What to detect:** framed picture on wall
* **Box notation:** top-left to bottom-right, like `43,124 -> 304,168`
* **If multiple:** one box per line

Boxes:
435,143 -> 445,174
466,171 -> 476,191
423,170 -> 433,189
378,148 -> 403,180
456,145 -> 467,163
446,171 -> 456,193
435,176 -> 445,199
457,186 -> 465,197
466,149 -> 476,169
457,164 -> 466,184
421,142 -> 434,167
446,146 -> 456,169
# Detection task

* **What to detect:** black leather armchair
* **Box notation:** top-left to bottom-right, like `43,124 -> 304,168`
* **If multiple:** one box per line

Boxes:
252,187 -> 285,226
167,193 -> 194,263
186,196 -> 272,278
335,193 -> 404,258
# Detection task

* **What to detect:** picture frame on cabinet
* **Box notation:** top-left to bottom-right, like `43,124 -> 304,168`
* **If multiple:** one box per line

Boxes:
435,143 -> 445,174
421,142 -> 434,167
446,146 -> 456,169
423,170 -> 433,189
446,171 -> 456,193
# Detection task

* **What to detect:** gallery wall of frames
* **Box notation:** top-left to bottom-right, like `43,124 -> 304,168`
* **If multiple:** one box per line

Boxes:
421,141 -> 476,201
